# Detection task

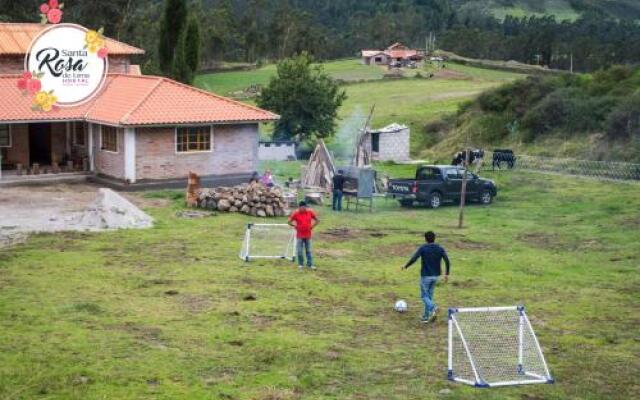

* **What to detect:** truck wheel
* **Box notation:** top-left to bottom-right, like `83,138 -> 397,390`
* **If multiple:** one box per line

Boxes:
428,192 -> 442,209
480,190 -> 493,205
399,199 -> 413,208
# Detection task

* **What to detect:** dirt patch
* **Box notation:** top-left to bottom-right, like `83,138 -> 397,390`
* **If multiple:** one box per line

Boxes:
439,237 -> 494,251
251,314 -> 279,328
518,232 -> 565,250
377,243 -> 416,257
518,232 -> 604,252
450,279 -> 479,288
110,322 -> 166,349
378,237 -> 493,257
319,228 -> 388,242
315,248 -> 353,257
179,294 -> 212,313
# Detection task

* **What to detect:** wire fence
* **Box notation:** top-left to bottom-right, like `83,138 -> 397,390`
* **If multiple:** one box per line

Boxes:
479,152 -> 640,182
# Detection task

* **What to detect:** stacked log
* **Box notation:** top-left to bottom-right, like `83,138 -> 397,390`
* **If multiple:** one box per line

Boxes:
192,182 -> 289,217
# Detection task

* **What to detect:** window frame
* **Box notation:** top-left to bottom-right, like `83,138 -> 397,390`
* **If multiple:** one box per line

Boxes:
175,125 -> 214,154
73,121 -> 86,147
100,125 -> 119,153
0,124 -> 11,148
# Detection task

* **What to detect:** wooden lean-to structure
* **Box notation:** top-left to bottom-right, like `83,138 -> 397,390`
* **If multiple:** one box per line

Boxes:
301,139 -> 335,192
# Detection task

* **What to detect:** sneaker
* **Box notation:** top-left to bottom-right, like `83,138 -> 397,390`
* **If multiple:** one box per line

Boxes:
421,315 -> 430,323
428,312 -> 438,323
298,265 -> 304,271
308,265 -> 317,270
432,305 -> 439,315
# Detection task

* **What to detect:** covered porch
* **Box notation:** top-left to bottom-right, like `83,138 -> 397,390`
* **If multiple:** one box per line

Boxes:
0,121 -> 93,179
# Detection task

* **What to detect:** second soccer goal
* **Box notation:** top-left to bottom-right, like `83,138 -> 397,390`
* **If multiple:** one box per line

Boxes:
448,305 -> 554,388
239,223 -> 296,262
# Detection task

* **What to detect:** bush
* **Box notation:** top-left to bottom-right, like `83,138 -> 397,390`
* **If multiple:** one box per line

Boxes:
606,92 -> 640,140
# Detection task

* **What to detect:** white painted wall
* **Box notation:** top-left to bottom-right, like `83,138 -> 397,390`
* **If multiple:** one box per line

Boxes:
124,127 -> 136,183
258,142 -> 296,161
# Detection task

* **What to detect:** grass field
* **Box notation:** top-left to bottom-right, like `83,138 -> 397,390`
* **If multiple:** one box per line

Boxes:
1,168 -> 639,399
194,59 -> 391,96
195,59 -> 526,160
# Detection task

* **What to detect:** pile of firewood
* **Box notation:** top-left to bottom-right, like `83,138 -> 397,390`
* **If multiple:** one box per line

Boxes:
193,183 -> 288,217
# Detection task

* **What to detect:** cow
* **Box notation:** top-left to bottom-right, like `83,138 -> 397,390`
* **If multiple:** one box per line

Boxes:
492,149 -> 516,170
451,149 -> 484,168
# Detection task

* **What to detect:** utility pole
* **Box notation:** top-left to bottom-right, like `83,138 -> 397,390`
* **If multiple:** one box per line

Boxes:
458,148 -> 469,229
570,52 -> 573,74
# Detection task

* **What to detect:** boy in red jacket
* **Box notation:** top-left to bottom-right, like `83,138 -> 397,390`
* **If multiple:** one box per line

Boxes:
288,201 -> 320,270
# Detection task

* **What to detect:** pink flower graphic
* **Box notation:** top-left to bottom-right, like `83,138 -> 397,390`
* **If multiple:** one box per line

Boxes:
97,47 -> 109,59
17,78 -> 28,91
27,79 -> 42,95
47,8 -> 63,24
22,71 -> 33,80
49,0 -> 59,8
40,3 -> 50,13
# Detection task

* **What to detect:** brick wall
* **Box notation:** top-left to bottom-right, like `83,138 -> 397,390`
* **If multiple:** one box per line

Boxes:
50,122 -> 67,164
0,55 -> 131,74
93,124 -> 125,179
135,124 -> 259,180
3,124 -> 29,166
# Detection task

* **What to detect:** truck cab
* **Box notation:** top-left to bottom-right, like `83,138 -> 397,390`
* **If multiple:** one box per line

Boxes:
387,165 -> 497,208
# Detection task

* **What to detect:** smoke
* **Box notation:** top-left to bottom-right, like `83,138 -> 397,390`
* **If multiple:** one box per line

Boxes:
327,106 -> 368,163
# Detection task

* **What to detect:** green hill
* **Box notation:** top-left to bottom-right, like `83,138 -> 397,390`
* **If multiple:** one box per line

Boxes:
424,65 -> 640,162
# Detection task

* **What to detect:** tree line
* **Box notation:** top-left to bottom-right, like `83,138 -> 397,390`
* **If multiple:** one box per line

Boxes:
1,0 -> 639,76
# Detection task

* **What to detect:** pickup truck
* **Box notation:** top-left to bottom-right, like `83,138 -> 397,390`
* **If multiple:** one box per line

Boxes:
387,165 -> 497,208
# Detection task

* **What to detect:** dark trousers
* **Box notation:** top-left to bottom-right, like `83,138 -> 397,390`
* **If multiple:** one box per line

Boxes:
332,190 -> 343,211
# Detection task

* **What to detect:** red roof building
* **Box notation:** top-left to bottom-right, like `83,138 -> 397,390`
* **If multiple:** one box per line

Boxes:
0,23 -> 278,185
361,42 -> 424,66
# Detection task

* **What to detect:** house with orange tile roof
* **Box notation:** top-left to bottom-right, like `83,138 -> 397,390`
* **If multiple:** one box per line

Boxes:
0,23 -> 278,185
361,42 -> 424,66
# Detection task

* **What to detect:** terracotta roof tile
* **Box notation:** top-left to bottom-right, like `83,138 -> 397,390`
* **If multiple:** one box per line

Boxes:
0,74 -> 279,125
0,23 -> 145,55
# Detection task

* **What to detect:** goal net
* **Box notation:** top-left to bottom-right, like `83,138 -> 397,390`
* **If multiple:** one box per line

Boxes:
239,223 -> 296,262
448,306 -> 554,387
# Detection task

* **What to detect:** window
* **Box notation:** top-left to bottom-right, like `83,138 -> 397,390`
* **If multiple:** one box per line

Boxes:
101,126 -> 118,152
446,169 -> 463,180
0,125 -> 10,147
417,167 -> 440,180
176,126 -> 212,153
371,132 -> 380,153
74,122 -> 85,146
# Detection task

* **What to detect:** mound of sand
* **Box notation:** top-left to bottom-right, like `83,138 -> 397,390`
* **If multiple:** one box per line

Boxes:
74,188 -> 153,231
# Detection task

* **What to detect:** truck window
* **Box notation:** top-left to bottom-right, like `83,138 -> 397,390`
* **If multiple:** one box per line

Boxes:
417,168 -> 440,180
445,169 -> 463,180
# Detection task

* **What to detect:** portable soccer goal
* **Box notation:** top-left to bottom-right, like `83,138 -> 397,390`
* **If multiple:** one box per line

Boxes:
239,223 -> 296,262
448,306 -> 554,387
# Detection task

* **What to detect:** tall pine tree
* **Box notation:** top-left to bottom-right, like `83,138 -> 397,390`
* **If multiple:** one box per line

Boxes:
158,0 -> 188,74
184,16 -> 201,75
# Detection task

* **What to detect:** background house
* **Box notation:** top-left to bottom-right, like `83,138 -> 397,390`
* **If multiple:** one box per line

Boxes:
363,123 -> 410,162
361,43 -> 424,66
0,23 -> 278,186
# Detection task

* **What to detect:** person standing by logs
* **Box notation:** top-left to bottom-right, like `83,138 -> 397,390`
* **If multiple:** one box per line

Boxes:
332,169 -> 346,211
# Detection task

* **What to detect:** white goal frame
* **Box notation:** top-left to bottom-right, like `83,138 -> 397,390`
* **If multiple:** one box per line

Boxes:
239,223 -> 296,262
448,306 -> 554,387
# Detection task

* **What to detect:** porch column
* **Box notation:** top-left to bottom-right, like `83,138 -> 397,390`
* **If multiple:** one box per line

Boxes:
87,123 -> 95,172
124,127 -> 136,183
65,122 -> 71,158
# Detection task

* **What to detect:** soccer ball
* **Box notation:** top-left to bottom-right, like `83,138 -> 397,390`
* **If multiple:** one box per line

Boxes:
394,300 -> 408,313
